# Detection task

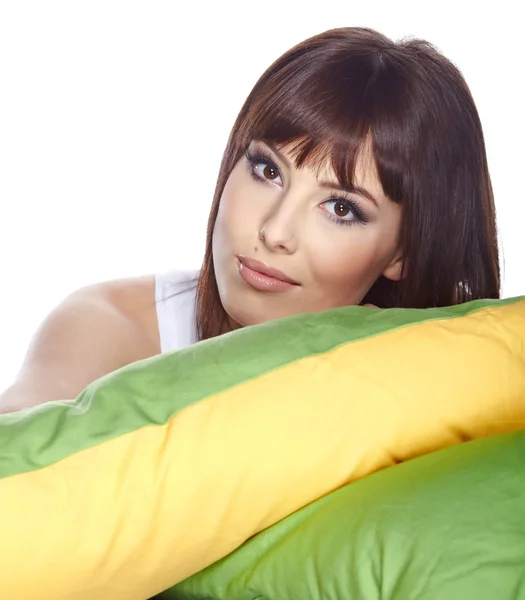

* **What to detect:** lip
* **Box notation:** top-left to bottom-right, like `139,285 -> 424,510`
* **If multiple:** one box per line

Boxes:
239,257 -> 299,284
236,256 -> 300,292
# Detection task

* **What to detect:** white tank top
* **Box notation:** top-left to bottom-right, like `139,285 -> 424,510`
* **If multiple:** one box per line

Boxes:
154,269 -> 199,352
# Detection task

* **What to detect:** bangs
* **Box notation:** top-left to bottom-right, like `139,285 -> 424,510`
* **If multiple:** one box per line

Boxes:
238,48 -> 412,204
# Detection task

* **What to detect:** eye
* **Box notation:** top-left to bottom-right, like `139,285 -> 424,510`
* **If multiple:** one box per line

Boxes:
321,197 -> 368,226
254,162 -> 281,182
245,149 -> 283,185
326,199 -> 354,219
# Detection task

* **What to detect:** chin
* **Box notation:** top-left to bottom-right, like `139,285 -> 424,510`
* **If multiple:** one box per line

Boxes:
225,302 -> 302,330
224,307 -> 262,329
222,296 -> 270,329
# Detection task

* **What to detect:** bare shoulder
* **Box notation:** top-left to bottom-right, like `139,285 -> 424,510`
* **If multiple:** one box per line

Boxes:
85,273 -> 160,347
0,274 -> 161,413
54,273 -> 161,354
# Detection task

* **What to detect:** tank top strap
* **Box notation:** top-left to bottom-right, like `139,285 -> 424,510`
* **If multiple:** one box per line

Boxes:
154,269 -> 199,353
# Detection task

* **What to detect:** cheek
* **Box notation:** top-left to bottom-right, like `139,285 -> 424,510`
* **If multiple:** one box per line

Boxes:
306,230 -> 380,287
214,179 -> 260,248
303,222 -> 400,305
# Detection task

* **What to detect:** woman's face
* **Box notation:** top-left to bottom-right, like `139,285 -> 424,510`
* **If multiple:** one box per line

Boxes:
212,139 -> 403,327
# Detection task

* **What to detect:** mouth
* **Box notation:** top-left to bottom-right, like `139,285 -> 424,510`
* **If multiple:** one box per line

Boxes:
236,256 -> 300,292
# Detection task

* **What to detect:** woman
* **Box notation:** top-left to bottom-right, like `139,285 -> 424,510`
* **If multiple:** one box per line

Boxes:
0,27 -> 500,413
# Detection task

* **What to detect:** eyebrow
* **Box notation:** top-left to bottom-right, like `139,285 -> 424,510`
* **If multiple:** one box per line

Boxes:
261,140 -> 380,208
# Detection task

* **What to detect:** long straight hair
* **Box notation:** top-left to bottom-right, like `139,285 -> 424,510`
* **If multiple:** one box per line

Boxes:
196,27 -> 500,341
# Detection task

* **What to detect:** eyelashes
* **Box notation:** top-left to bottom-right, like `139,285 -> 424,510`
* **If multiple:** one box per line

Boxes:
244,147 -> 369,226
245,147 -> 282,184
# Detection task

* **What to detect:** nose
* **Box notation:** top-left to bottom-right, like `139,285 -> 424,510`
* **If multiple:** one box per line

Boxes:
258,198 -> 299,254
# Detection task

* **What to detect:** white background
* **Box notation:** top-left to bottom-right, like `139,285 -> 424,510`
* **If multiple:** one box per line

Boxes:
0,1 -> 523,392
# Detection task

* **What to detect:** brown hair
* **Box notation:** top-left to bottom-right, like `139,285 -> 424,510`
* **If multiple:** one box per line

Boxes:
196,27 -> 500,341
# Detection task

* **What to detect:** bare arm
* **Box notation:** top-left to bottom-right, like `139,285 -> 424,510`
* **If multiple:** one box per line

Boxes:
0,283 -> 158,414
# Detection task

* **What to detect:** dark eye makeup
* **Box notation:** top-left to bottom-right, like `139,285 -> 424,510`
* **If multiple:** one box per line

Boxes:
244,145 -> 369,226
